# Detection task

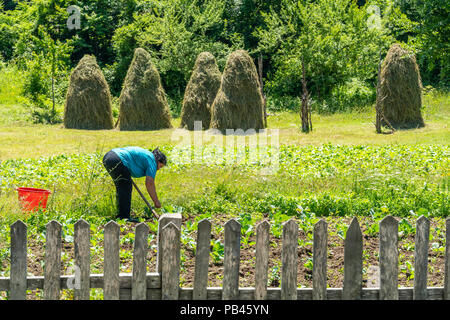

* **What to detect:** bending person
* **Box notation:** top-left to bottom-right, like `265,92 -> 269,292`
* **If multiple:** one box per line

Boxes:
103,146 -> 167,222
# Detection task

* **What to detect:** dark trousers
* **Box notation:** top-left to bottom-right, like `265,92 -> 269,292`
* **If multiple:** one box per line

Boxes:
103,150 -> 132,218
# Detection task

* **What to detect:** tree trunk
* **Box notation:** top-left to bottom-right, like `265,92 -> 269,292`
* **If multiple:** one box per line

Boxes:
301,58 -> 311,133
258,55 -> 267,128
375,55 -> 382,134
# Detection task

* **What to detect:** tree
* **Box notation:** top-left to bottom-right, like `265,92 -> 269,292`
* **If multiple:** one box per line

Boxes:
256,0 -> 392,114
111,0 -> 241,104
2,0 -> 17,10
398,0 -> 450,86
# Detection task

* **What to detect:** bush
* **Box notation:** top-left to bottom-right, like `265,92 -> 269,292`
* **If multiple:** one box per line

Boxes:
0,62 -> 25,105
22,54 -> 50,102
329,78 -> 376,112
266,95 -> 300,113
30,104 -> 62,124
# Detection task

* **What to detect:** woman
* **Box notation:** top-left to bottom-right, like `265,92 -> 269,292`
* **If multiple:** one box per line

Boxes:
103,146 -> 167,222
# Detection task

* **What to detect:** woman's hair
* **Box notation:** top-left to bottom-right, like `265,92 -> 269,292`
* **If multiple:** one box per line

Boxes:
152,147 -> 167,165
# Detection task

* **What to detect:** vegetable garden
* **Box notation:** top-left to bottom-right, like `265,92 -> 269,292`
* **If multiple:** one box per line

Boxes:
0,143 -> 448,299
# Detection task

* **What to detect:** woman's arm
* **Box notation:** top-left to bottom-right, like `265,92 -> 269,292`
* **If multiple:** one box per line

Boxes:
145,176 -> 161,208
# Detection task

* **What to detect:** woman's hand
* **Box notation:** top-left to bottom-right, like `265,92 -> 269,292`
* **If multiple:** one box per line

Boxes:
154,200 -> 161,208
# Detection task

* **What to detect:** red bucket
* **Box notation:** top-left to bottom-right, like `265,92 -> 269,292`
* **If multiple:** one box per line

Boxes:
17,187 -> 51,212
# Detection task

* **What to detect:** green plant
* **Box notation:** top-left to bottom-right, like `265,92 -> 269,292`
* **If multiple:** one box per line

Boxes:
366,221 -> 379,237
304,256 -> 313,272
400,260 -> 415,280
210,239 -> 224,265
268,261 -> 282,287
398,218 -> 415,239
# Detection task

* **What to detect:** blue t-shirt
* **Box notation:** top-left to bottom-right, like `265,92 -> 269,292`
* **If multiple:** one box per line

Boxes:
112,146 -> 157,178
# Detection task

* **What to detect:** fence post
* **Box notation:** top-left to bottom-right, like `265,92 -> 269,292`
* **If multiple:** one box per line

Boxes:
414,216 -> 429,300
445,218 -> 450,300
74,219 -> 90,300
10,220 -> 27,300
44,220 -> 62,300
156,213 -> 182,274
379,215 -> 398,300
161,222 -> 181,300
342,217 -> 362,300
193,219 -> 211,300
132,222 -> 149,300
104,221 -> 120,300
255,220 -> 270,300
222,219 -> 241,300
281,219 -> 298,300
313,219 -> 327,300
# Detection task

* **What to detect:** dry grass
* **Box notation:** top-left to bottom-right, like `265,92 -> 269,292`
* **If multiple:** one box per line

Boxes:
378,44 -> 425,129
210,50 -> 265,132
64,55 -> 114,130
180,52 -> 221,130
118,48 -> 172,131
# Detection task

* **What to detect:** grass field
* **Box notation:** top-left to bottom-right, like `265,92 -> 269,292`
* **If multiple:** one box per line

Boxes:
0,87 -> 448,299
0,89 -> 448,160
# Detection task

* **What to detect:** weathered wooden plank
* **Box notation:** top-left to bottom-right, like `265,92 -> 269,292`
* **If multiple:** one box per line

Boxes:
132,222 -> 149,300
10,220 -> 27,300
0,273 -> 161,291
222,219 -> 241,300
161,222 -> 181,300
44,220 -> 62,300
193,219 -> 211,300
0,273 -> 447,301
119,288 -> 162,300
313,219 -> 327,300
173,287 -> 445,301
342,217 -> 363,300
379,215 -> 398,300
414,216 -> 429,300
73,219 -> 90,300
281,219 -> 298,300
156,213 -> 182,274
255,220 -> 270,300
445,218 -> 450,300
116,272 -> 160,289
103,221 -> 120,300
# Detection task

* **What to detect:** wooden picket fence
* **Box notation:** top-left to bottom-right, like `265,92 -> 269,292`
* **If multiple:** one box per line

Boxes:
1,214 -> 450,300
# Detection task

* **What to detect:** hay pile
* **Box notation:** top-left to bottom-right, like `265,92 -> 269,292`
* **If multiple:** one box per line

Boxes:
118,48 -> 172,130
64,55 -> 114,130
210,50 -> 265,132
180,52 -> 221,130
378,44 -> 425,129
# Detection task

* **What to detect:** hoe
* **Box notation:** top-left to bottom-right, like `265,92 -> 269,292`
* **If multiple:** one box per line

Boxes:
131,178 -> 160,219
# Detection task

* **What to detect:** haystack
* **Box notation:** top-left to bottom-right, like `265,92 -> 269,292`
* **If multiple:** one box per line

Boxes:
378,43 -> 425,129
180,52 -> 221,130
118,48 -> 172,130
64,55 -> 114,130
210,50 -> 265,132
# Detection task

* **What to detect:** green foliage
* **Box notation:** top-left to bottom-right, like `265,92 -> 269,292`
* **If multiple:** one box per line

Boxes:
398,0 -> 450,86
256,0 -> 392,110
328,78 -> 376,112
266,95 -> 300,112
0,0 -> 447,116
2,143 -> 446,222
111,0 -> 240,98
0,61 -> 25,105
